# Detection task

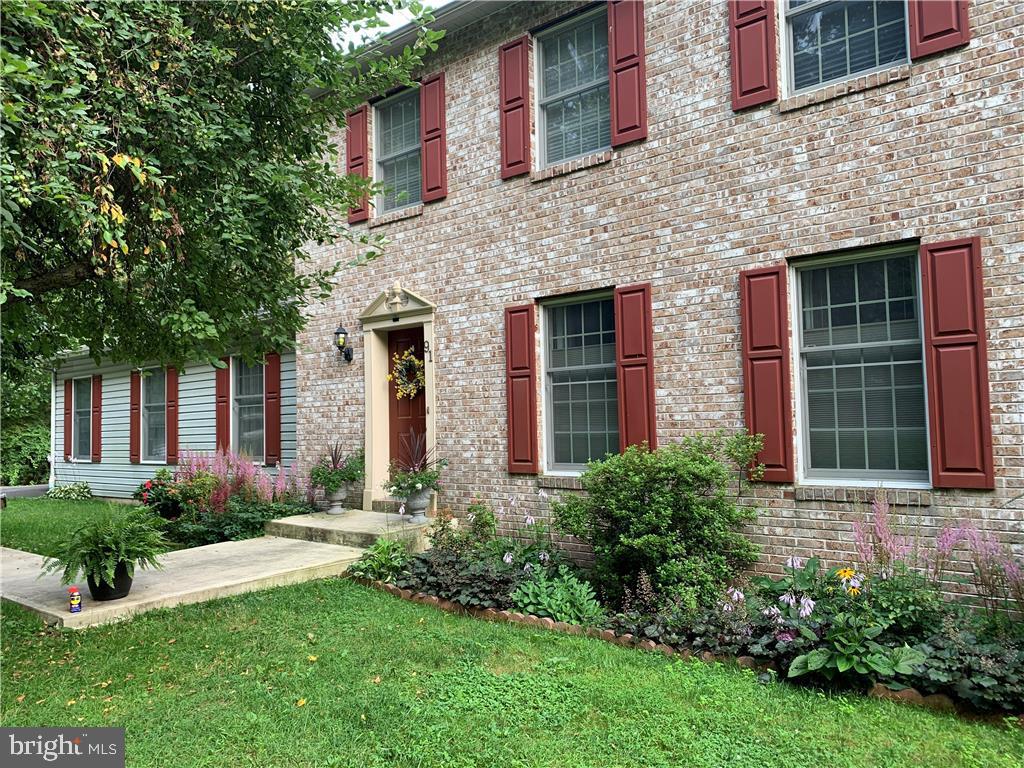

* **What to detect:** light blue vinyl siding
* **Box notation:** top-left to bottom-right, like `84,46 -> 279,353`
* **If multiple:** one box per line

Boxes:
53,352 -> 297,498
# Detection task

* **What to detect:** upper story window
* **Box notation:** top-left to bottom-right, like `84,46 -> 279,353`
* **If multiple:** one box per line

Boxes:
142,369 -> 167,462
537,7 -> 610,167
233,358 -> 264,462
544,294 -> 618,471
375,89 -> 421,213
787,0 -> 908,93
797,247 -> 928,483
72,377 -> 92,460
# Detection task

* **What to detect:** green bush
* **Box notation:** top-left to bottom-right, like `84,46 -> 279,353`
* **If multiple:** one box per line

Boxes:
0,423 -> 50,485
348,539 -> 411,582
166,497 -> 307,547
395,549 -> 525,611
552,439 -> 760,607
46,482 -> 93,500
511,567 -> 605,626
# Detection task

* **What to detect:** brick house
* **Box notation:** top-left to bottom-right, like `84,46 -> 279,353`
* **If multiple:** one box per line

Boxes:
295,0 -> 1022,576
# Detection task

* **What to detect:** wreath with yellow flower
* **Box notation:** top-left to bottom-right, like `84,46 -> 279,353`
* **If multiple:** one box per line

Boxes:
387,348 -> 425,400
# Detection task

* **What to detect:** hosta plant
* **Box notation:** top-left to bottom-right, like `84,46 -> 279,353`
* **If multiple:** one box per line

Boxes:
42,507 -> 169,588
45,482 -> 93,500
348,538 -> 411,583
511,567 -> 605,626
787,612 -> 926,681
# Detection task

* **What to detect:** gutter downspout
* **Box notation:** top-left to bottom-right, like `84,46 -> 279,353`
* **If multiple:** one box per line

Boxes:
48,368 -> 56,491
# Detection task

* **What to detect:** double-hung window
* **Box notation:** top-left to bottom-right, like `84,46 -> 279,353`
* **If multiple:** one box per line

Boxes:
141,369 -> 167,462
233,358 -> 264,462
375,89 -> 421,213
544,294 -> 618,471
797,247 -> 928,482
537,7 -> 611,167
786,1 -> 908,93
72,377 -> 92,460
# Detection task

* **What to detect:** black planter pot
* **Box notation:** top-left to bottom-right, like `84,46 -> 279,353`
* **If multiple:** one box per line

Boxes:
87,562 -> 134,601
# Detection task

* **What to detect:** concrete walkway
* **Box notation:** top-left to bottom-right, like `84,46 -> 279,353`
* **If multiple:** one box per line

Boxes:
0,536 -> 363,629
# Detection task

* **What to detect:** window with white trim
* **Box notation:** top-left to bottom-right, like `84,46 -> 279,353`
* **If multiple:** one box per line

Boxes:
537,7 -> 610,167
375,89 -> 421,213
233,358 -> 264,462
544,294 -> 618,471
72,377 -> 91,460
797,247 -> 928,482
786,0 -> 908,93
142,369 -> 167,462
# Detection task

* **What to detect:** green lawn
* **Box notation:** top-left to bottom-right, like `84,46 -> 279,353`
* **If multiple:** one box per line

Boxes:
0,497 -> 126,557
2,579 -> 1021,768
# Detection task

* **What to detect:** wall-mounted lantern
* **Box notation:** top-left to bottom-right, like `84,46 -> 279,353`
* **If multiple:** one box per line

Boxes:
334,325 -> 353,363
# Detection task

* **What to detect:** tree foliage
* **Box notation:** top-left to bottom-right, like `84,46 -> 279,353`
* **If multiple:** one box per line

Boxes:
1,0 -> 442,376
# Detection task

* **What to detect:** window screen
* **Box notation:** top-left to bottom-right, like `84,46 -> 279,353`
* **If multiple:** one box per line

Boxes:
538,9 -> 611,166
233,359 -> 264,462
73,378 -> 92,460
142,370 -> 167,462
788,1 -> 908,92
375,90 -> 421,213
545,296 -> 618,469
799,252 -> 928,480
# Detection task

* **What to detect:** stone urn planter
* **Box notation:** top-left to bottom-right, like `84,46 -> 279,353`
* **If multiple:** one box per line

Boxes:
402,488 -> 432,524
325,483 -> 352,515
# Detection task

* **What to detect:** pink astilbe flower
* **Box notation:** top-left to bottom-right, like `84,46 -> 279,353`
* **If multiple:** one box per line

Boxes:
853,495 -> 913,573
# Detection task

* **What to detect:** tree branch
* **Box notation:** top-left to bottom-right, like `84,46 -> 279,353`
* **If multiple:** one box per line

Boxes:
10,261 -> 95,303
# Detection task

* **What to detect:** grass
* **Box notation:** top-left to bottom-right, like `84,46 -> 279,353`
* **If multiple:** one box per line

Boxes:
0,497 -> 126,557
2,580 -> 1022,768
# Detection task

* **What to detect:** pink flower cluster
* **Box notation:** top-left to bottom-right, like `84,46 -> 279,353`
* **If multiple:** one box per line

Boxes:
175,450 -> 308,512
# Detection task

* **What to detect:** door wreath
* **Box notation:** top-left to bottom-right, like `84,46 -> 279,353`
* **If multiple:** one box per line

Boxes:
387,347 -> 425,399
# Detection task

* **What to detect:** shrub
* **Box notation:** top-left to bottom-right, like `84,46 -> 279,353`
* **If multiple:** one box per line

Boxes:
46,481 -> 93,500
552,438 -> 760,607
42,506 -> 168,587
0,423 -> 49,485
348,539 -> 411,582
165,497 -> 303,547
511,567 -> 606,626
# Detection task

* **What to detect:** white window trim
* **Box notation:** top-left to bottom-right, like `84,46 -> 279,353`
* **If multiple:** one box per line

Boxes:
779,0 -> 912,98
230,356 -> 266,464
140,368 -> 167,465
788,243 -> 933,490
70,375 -> 92,463
373,87 -> 421,215
540,289 -> 617,475
534,5 -> 611,169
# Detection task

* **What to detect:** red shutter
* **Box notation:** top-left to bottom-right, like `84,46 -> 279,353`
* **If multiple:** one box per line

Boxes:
346,105 -> 369,223
215,358 -> 230,453
420,72 -> 447,202
739,265 -> 793,482
63,379 -> 72,461
166,367 -> 179,465
608,0 -> 648,146
908,0 -> 970,60
728,1 -> 778,111
505,304 -> 539,473
615,283 -> 657,451
129,370 -> 141,464
90,374 -> 102,462
264,353 -> 282,467
920,238 -> 993,489
499,36 -> 531,179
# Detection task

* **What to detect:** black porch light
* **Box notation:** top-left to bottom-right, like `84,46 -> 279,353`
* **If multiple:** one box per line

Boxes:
334,325 -> 353,363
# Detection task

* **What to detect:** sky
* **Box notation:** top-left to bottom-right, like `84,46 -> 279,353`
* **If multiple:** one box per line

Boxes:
340,1 -> 449,47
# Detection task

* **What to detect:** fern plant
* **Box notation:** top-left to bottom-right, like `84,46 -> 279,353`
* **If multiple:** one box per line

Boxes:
512,567 -> 606,626
42,507 -> 169,588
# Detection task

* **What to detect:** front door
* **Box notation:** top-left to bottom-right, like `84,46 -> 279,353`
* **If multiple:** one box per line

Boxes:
388,326 -> 427,469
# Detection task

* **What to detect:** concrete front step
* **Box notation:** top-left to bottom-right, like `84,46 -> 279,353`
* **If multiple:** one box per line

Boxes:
266,509 -> 431,551
0,537 -> 364,629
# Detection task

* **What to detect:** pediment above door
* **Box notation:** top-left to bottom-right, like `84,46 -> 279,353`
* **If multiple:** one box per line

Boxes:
359,280 -> 436,324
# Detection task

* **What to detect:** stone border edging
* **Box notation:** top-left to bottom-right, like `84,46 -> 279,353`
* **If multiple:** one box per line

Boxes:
349,577 -> 1019,723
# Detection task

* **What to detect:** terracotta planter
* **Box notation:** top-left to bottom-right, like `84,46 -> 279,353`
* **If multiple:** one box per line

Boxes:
87,562 -> 133,601
403,488 -> 432,523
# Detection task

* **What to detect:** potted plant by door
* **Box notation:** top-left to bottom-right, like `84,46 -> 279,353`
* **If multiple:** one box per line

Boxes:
42,507 -> 168,601
383,431 -> 447,524
311,444 -> 365,515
